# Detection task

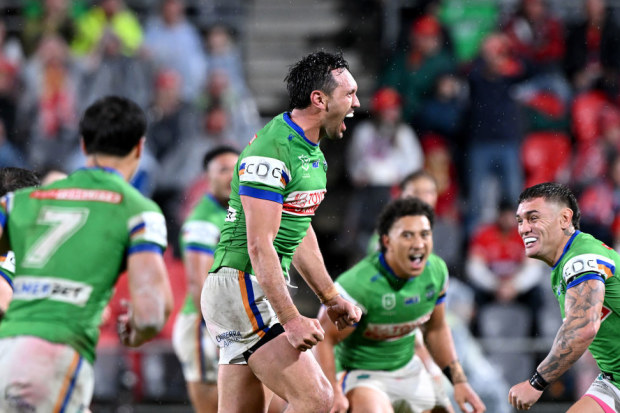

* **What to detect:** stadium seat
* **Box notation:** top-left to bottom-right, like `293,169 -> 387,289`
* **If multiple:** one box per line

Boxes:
521,131 -> 571,188
571,91 -> 608,145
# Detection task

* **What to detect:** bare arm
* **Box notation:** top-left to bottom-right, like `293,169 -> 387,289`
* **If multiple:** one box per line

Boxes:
292,224 -> 362,330
315,306 -> 355,413
537,279 -> 603,382
184,251 -> 214,312
424,303 -> 486,413
292,224 -> 340,303
0,280 -> 11,321
120,251 -> 174,347
509,278 -> 603,410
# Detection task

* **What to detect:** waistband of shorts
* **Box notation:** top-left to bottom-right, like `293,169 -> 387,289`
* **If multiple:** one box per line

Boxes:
211,266 -> 251,277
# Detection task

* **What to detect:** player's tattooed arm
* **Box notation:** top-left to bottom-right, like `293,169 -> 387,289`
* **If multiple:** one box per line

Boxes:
537,278 -> 604,383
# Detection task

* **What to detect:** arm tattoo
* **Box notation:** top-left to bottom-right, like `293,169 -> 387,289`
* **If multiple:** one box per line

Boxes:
538,279 -> 604,383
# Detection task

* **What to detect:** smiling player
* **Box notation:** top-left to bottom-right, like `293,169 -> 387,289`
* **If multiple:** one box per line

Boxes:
510,182 -> 620,412
315,198 -> 485,413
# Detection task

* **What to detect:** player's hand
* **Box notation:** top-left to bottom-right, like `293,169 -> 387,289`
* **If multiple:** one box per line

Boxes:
283,315 -> 325,351
509,380 -> 542,410
117,312 -> 135,347
329,387 -> 349,413
454,382 -> 486,413
324,295 -> 362,330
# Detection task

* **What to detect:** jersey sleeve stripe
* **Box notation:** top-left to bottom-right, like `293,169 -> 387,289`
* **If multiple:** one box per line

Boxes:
185,245 -> 215,255
239,185 -> 283,204
128,243 -> 164,255
566,273 -> 605,289
436,294 -> 446,305
0,270 -> 13,289
0,210 -> 5,229
129,222 -> 146,236
597,259 -> 615,279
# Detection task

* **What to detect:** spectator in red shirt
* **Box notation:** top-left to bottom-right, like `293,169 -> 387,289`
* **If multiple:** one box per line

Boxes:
465,201 -> 545,336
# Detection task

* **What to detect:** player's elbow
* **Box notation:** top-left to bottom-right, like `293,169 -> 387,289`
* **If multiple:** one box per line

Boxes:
577,321 -> 600,343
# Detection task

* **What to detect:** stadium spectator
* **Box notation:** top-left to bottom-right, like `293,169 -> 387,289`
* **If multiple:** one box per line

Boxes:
143,0 -> 208,102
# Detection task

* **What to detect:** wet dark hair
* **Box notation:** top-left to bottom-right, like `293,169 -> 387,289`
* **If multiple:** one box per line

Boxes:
285,51 -> 350,110
0,167 -> 40,196
399,169 -> 437,191
80,96 -> 147,157
202,145 -> 240,170
377,198 -> 434,253
518,182 -> 581,230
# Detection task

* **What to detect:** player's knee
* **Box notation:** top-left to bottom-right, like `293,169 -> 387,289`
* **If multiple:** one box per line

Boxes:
289,375 -> 333,413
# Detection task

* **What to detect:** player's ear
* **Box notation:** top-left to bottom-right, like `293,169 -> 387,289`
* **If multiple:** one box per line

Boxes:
134,137 -> 146,159
560,207 -> 573,230
310,90 -> 327,111
79,138 -> 87,155
380,234 -> 390,251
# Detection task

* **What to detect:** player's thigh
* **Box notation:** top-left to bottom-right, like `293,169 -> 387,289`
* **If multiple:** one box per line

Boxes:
217,364 -> 271,413
248,333 -> 332,409
0,336 -> 94,413
568,396 -> 606,413
186,381 -> 217,413
172,312 -> 218,383
348,385 -> 394,413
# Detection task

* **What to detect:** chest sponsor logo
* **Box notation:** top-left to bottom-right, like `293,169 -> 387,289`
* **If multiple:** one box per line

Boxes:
404,295 -> 420,305
282,190 -> 326,216
382,293 -> 396,310
13,276 -> 93,307
601,305 -> 612,322
363,312 -> 432,341
30,189 -> 122,203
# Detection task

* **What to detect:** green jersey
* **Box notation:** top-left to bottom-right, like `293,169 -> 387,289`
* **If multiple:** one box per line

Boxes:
179,194 -> 226,314
550,230 -> 620,389
211,113 -> 327,279
335,252 -> 448,372
0,168 -> 167,364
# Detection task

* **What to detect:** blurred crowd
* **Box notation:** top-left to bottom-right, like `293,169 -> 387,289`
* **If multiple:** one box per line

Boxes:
1,0 -> 618,408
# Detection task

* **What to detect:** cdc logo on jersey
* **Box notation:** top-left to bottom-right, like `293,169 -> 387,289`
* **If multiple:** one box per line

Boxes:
239,156 -> 291,189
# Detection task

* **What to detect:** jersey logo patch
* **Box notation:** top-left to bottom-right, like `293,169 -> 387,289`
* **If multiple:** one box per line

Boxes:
239,156 -> 290,189
382,293 -> 396,310
225,206 -> 237,222
563,254 -> 614,284
30,189 -> 122,203
282,190 -> 326,216
13,276 -> 93,306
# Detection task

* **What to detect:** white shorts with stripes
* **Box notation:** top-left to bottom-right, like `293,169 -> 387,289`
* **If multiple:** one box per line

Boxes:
584,374 -> 620,412
172,312 -> 218,383
201,266 -> 279,365
337,355 -> 438,413
0,336 -> 94,413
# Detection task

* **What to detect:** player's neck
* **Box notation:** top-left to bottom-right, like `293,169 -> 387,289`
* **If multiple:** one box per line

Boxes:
289,108 -> 321,144
85,154 -> 138,182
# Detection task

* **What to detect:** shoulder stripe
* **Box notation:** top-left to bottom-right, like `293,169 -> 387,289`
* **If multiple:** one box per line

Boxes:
239,185 -> 283,204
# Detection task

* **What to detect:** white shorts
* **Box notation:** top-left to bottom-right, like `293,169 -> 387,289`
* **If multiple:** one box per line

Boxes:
201,267 -> 281,365
337,355 -> 438,413
172,312 -> 219,383
0,336 -> 94,413
584,374 -> 620,412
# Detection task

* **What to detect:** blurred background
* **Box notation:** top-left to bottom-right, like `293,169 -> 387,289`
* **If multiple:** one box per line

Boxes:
1,0 -> 619,411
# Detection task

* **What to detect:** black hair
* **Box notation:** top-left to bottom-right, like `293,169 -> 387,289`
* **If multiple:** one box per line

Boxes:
518,182 -> 581,230
202,145 -> 240,170
377,198 -> 435,253
0,167 -> 40,197
399,169 -> 437,191
285,51 -> 350,110
79,96 -> 147,157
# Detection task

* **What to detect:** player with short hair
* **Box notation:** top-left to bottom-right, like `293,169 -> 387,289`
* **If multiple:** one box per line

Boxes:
316,198 -> 485,413
0,167 -> 41,321
172,145 -> 239,413
510,182 -> 620,412
201,51 -> 362,413
0,96 -> 174,412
